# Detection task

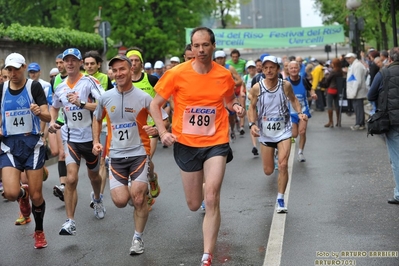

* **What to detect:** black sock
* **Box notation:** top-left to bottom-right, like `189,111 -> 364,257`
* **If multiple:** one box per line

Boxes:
32,201 -> 46,231
18,187 -> 26,199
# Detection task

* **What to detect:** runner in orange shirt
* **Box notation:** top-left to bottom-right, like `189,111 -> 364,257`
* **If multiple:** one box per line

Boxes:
150,27 -> 244,266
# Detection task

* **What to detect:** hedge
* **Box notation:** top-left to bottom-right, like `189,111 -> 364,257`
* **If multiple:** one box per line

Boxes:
0,23 -> 112,49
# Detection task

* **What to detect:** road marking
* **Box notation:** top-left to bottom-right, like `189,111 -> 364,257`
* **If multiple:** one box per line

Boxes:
263,144 -> 295,266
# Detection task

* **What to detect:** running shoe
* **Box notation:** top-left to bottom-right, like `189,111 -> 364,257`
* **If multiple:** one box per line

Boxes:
200,201 -> 206,211
149,173 -> 161,198
59,219 -> 76,236
298,153 -> 306,162
91,192 -> 106,219
90,192 -> 103,209
350,125 -> 365,131
53,185 -> 65,202
230,132 -> 236,142
148,196 -> 156,211
239,127 -> 245,135
15,213 -> 31,225
18,185 -> 31,218
276,199 -> 287,213
129,237 -> 144,255
251,147 -> 259,156
33,230 -> 48,249
42,167 -> 49,182
201,254 -> 213,266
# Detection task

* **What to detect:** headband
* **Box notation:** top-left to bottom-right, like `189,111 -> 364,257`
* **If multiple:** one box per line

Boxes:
126,50 -> 143,63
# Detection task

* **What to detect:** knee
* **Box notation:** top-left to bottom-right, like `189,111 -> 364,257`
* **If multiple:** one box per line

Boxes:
29,190 -> 43,205
187,199 -> 201,211
65,176 -> 78,187
263,166 -> 274,176
204,192 -> 220,209
112,198 -> 128,208
132,193 -> 146,209
3,190 -> 19,202
279,161 -> 288,171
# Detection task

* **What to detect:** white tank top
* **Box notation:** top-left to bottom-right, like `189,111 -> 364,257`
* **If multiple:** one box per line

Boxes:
256,78 -> 292,143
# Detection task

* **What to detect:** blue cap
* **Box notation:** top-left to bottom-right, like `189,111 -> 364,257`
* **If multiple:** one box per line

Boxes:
62,48 -> 82,60
259,53 -> 270,62
56,53 -> 63,60
27,62 -> 41,72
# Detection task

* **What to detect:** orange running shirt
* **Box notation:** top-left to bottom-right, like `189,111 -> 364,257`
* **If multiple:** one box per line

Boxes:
155,60 -> 235,147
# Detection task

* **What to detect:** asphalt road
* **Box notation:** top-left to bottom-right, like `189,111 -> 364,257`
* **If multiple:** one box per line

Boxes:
1,109 -> 398,266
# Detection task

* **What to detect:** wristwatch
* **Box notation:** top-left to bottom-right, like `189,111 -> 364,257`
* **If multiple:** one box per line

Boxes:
249,122 -> 256,129
80,101 -> 86,108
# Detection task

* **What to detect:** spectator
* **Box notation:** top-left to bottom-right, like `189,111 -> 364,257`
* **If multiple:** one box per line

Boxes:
368,47 -> 399,205
319,58 -> 343,127
380,50 -> 389,67
311,58 -> 325,111
345,52 -> 367,130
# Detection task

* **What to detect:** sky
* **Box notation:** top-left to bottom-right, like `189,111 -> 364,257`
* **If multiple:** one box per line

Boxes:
300,0 -> 323,27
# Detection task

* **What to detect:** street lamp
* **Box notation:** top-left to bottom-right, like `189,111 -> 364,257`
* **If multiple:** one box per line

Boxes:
346,0 -> 363,58
248,0 -> 262,28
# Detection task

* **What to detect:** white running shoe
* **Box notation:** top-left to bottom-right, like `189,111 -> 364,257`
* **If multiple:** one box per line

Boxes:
298,153 -> 306,162
91,192 -> 106,219
276,199 -> 288,213
59,219 -> 76,236
129,237 -> 144,255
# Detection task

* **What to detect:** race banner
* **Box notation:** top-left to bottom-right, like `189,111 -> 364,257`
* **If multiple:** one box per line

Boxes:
185,25 -> 345,48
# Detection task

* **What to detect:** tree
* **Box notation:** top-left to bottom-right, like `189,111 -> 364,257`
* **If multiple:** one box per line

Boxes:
314,0 -> 399,50
0,0 -> 232,62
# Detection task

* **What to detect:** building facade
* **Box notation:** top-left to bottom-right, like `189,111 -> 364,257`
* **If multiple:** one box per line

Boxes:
240,0 -> 301,29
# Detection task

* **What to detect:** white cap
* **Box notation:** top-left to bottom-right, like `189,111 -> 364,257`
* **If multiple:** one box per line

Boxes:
277,57 -> 283,64
154,61 -> 164,69
144,62 -> 152,69
310,57 -> 317,62
245,60 -> 256,69
214,51 -> 226,58
5,53 -> 26,69
49,68 -> 59,76
262,55 -> 278,65
345,53 -> 357,58
170,56 -> 180,63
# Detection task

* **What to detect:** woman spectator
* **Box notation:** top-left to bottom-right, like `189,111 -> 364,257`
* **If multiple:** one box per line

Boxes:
319,58 -> 343,127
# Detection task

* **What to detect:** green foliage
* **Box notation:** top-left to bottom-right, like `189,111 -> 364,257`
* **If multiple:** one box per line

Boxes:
101,0 -> 214,62
314,0 -> 398,49
0,0 -> 241,61
1,23 -> 104,49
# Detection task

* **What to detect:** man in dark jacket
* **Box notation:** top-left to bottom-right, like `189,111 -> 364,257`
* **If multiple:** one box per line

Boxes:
368,47 -> 399,204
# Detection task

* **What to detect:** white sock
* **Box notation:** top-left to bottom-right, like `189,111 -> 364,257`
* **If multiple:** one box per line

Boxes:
134,231 -> 143,239
277,193 -> 284,200
298,149 -> 303,155
201,253 -> 211,261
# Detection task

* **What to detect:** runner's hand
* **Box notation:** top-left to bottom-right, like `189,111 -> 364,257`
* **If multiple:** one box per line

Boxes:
48,123 -> 61,134
92,143 -> 103,156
